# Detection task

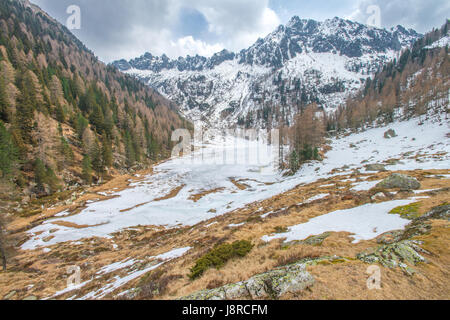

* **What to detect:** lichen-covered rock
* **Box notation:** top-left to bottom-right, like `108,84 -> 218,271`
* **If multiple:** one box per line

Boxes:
223,282 -> 249,300
376,230 -> 405,244
182,287 -> 227,300
358,204 -> 449,275
384,129 -> 397,139
300,232 -> 331,246
371,192 -> 387,201
270,264 -> 315,297
245,274 -> 272,298
376,173 -> 421,190
180,261 -> 315,300
365,164 -> 387,172
357,240 -> 429,272
418,204 -> 449,221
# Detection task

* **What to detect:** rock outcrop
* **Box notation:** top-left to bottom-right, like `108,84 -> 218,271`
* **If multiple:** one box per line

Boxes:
365,164 -> 387,172
358,204 -> 449,275
179,258 -> 334,300
384,129 -> 398,139
376,173 -> 421,190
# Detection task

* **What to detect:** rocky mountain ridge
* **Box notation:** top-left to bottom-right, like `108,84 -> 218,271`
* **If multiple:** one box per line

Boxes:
113,16 -> 421,129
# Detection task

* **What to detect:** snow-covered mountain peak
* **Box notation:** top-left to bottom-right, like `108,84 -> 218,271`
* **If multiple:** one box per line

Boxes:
112,16 -> 421,129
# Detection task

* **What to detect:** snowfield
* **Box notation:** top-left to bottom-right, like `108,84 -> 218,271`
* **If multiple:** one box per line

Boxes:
261,199 -> 415,244
22,117 -> 450,250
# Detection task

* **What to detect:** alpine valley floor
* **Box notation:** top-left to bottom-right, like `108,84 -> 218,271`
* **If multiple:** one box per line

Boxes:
0,116 -> 449,300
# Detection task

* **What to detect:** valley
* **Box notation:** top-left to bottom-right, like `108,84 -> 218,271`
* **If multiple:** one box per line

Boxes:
1,115 -> 448,300
0,0 -> 448,302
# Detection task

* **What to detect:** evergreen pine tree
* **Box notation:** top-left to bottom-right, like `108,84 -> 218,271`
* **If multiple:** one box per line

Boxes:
89,104 -> 105,133
0,78 -> 9,122
81,155 -> 92,185
55,104 -> 65,123
58,135 -> 74,170
75,113 -> 89,139
101,135 -> 113,168
33,158 -> 47,192
124,132 -> 136,167
15,90 -> 35,144
289,150 -> 299,173
0,121 -> 17,178
90,140 -> 104,175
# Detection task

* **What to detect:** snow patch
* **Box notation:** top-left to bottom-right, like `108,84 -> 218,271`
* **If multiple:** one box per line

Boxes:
262,200 -> 415,244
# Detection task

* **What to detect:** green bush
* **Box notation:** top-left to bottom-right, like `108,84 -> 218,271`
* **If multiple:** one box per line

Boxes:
274,226 -> 289,234
189,240 -> 253,280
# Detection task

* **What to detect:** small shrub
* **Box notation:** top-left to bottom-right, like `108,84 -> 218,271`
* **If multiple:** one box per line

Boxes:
275,250 -> 321,268
138,270 -> 182,299
188,240 -> 253,280
274,226 -> 289,234
206,279 -> 224,290
246,215 -> 263,223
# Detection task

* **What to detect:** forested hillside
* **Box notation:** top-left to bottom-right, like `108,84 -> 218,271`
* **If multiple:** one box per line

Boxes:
0,0 -> 189,198
285,20 -> 449,173
330,20 -> 449,130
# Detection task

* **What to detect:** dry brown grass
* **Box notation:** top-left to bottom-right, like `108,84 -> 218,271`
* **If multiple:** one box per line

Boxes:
0,169 -> 448,300
230,178 -> 248,190
189,188 -> 225,202
290,220 -> 450,300
154,185 -> 185,202
275,248 -> 322,268
50,221 -> 107,229
119,202 -> 151,213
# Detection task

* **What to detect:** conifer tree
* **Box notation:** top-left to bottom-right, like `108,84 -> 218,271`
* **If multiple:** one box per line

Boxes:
0,78 -> 9,122
15,91 -> 35,144
90,140 -> 104,175
124,131 -> 136,167
101,135 -> 112,168
0,121 -> 17,178
90,104 -> 105,133
81,155 -> 92,185
33,158 -> 47,192
55,104 -> 65,123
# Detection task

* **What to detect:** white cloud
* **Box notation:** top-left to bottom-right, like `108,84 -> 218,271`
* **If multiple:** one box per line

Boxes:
179,0 -> 281,54
169,36 -> 224,58
347,0 -> 449,32
32,0 -> 281,62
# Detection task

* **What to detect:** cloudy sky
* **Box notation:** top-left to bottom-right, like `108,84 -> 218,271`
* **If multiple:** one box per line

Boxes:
31,0 -> 449,63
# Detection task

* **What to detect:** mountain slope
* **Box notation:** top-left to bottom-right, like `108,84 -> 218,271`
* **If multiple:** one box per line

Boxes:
284,20 -> 449,174
113,16 -> 420,129
0,0 -> 189,197
329,20 -> 449,132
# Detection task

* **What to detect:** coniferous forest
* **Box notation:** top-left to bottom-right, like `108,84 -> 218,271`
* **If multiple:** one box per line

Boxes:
0,0 -> 190,198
